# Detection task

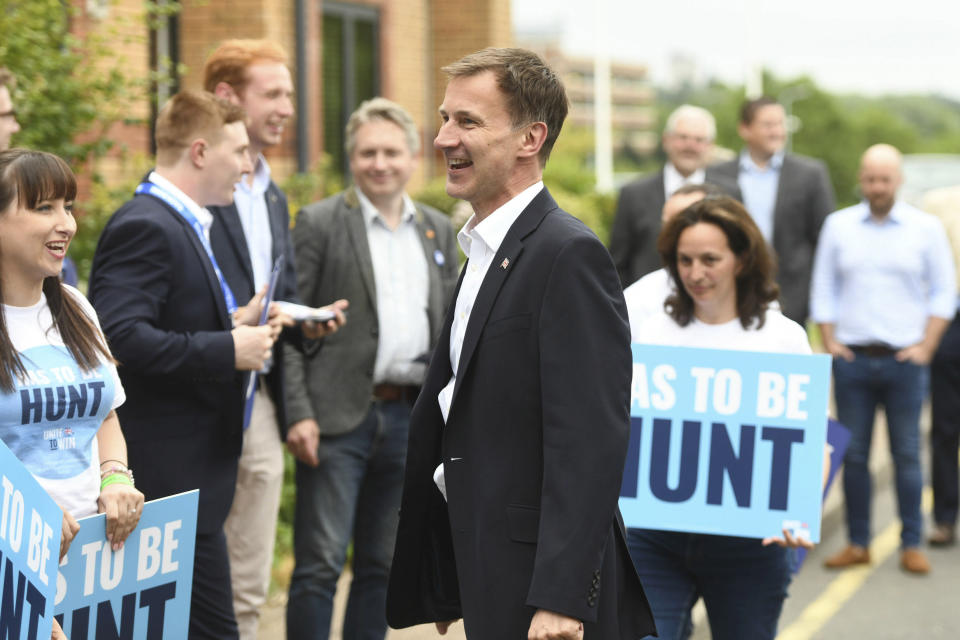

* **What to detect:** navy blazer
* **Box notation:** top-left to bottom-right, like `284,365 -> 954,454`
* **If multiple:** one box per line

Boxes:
386,189 -> 656,639
89,192 -> 242,534
209,179 -> 300,439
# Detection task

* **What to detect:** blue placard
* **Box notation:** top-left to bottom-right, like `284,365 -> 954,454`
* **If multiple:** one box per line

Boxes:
54,490 -> 198,639
620,344 -> 831,542
0,439 -> 62,640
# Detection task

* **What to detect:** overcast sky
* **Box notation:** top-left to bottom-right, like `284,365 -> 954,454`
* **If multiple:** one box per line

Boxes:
513,0 -> 960,99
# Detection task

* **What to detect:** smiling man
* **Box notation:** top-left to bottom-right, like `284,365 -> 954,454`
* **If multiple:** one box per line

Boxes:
386,48 -> 654,640
203,40 -> 348,640
283,97 -> 457,640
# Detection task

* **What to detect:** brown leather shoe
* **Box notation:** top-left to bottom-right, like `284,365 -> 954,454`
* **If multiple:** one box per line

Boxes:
900,548 -> 931,574
824,545 -> 871,568
928,523 -> 956,547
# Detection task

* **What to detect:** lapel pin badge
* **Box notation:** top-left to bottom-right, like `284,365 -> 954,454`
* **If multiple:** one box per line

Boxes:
426,228 -> 436,239
434,249 -> 445,266
500,258 -> 510,270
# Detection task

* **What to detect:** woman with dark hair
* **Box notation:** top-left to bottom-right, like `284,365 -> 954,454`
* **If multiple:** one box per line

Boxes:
627,196 -> 812,640
0,149 -> 143,574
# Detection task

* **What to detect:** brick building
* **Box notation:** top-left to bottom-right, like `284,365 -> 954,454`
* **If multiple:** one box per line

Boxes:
87,0 -> 511,188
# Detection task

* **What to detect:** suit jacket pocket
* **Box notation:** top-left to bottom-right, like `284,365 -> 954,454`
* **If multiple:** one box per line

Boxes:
482,313 -> 531,342
506,504 -> 540,543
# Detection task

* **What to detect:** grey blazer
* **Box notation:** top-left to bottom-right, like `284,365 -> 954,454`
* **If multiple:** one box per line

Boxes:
609,166 -> 741,287
284,187 -> 459,435
711,153 -> 835,324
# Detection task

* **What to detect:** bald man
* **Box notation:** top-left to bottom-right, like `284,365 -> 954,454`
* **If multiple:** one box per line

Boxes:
0,68 -> 20,151
811,144 -> 957,575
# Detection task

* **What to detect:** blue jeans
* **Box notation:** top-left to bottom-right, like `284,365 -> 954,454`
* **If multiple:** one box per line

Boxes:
286,401 -> 410,640
833,355 -> 927,548
627,528 -> 792,640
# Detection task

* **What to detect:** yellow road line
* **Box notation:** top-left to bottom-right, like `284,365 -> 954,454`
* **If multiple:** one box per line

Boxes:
776,488 -> 933,640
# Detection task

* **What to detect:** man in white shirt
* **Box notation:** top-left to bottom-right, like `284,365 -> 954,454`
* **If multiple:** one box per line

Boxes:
386,47 -> 654,640
610,105 -> 740,286
204,39 -> 345,640
283,98 -> 458,640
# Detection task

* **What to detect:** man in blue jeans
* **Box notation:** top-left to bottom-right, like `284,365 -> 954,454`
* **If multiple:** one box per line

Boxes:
282,98 -> 458,639
811,143 -> 956,574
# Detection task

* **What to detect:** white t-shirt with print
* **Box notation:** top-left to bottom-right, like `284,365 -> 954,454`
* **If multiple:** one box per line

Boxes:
0,285 -> 125,518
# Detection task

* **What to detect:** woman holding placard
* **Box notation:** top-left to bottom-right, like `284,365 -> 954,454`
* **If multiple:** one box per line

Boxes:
627,195 -> 812,640
0,150 -> 143,559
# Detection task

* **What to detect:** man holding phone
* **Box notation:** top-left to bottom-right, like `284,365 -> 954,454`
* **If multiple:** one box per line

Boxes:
283,97 -> 458,640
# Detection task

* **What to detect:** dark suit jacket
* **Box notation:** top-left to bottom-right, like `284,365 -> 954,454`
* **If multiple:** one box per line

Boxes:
711,152 -> 835,324
386,189 -> 655,639
89,192 -> 242,534
209,179 -> 300,438
284,187 -> 459,435
609,166 -> 741,287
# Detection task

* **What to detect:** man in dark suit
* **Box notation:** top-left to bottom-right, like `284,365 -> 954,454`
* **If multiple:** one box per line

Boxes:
89,90 -> 277,639
203,40 -> 344,640
283,97 -> 458,640
610,104 -> 739,286
710,97 -> 835,324
386,48 -> 654,640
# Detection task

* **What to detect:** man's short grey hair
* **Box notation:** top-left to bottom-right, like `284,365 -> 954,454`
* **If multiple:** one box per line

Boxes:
345,97 -> 419,156
663,104 -> 716,141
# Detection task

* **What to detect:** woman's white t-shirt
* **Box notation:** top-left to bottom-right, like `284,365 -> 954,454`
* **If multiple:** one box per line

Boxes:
634,310 -> 812,356
0,285 -> 125,518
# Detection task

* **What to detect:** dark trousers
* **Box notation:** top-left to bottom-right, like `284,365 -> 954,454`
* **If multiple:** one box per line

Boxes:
931,313 -> 960,525
190,529 -> 240,639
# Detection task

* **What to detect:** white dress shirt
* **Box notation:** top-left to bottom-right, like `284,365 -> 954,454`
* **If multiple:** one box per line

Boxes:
356,188 -> 430,385
433,181 -> 543,499
233,155 -> 274,292
663,163 -> 705,198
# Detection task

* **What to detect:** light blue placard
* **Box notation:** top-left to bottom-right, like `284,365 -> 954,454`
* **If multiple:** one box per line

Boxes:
54,490 -> 198,640
0,437 -> 61,640
620,344 -> 831,542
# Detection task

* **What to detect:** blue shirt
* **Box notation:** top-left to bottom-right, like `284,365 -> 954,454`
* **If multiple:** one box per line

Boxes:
738,151 -> 783,244
810,200 -> 957,348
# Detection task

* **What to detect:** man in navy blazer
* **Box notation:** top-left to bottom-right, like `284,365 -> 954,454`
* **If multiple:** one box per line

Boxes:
89,90 -> 278,639
386,48 -> 654,640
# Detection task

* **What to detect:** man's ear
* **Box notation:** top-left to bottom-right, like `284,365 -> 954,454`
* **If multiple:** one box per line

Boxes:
517,122 -> 548,160
213,81 -> 240,104
188,138 -> 207,169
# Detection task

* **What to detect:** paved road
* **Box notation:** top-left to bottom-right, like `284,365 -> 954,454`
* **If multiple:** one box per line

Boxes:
261,415 -> 956,639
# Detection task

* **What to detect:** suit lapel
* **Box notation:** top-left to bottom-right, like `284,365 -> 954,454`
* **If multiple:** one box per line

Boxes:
211,203 -> 255,297
771,153 -> 793,246
266,186 -> 286,263
413,206 -> 444,340
450,189 -> 556,404
152,197 -> 233,329
343,188 -> 379,313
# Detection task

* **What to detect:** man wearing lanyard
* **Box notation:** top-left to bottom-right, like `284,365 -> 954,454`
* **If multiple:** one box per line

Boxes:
203,40 -> 346,639
89,90 -> 278,638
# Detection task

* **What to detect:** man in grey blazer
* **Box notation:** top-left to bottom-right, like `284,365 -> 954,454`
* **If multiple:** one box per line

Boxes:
609,104 -> 740,287
284,97 -> 459,640
710,97 -> 835,324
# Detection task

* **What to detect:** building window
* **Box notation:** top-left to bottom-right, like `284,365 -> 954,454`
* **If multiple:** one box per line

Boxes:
323,2 -> 379,177
149,2 -> 179,155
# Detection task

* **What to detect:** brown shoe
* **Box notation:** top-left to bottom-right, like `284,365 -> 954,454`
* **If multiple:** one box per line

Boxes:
824,545 -> 871,568
900,548 -> 931,574
928,523 -> 956,547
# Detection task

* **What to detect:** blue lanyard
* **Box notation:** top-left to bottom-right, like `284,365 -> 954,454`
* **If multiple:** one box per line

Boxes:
135,182 -> 238,314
